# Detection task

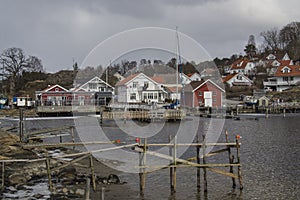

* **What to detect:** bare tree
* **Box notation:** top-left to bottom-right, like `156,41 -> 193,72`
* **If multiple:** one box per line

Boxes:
26,56 -> 44,72
0,47 -> 43,95
279,22 -> 300,58
260,28 -> 280,51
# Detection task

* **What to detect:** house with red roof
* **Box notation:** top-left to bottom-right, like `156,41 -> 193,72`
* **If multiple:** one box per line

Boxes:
230,58 -> 256,75
184,79 -> 225,108
187,72 -> 201,81
35,84 -> 73,106
223,73 -> 253,87
36,76 -> 114,106
263,62 -> 300,92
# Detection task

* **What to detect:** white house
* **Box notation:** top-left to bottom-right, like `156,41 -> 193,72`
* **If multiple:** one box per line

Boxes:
266,53 -> 276,60
263,64 -> 300,92
71,76 -> 114,105
230,58 -> 256,75
115,73 -> 167,103
188,72 -> 202,81
223,73 -> 253,87
75,76 -> 114,93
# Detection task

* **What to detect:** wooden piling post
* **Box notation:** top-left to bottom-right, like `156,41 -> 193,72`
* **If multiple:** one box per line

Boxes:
71,127 -> 75,150
196,135 -> 201,191
85,177 -> 91,200
169,135 -> 174,192
236,135 -> 243,190
1,162 -> 4,191
225,131 -> 236,188
283,108 -> 286,118
139,138 -> 146,196
202,134 -> 208,193
89,155 -> 96,191
19,108 -> 24,142
45,157 -> 53,191
101,186 -> 105,200
172,135 -> 177,193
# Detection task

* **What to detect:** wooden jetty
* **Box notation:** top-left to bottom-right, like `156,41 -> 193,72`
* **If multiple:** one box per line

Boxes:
36,105 -> 186,121
0,110 -> 243,198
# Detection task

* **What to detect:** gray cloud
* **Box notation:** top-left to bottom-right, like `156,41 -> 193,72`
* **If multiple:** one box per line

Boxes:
0,0 -> 299,72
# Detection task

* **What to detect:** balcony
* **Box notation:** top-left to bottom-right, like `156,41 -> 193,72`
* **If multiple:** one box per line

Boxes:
263,80 -> 277,86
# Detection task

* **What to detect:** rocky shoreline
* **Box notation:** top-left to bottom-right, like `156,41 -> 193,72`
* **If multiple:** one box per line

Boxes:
0,128 -> 135,199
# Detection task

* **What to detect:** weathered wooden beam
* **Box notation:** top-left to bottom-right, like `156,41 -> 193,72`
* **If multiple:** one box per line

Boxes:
51,154 -> 90,172
207,168 -> 238,179
89,155 -> 96,191
23,141 -> 116,148
1,162 -> 4,191
27,126 -> 73,136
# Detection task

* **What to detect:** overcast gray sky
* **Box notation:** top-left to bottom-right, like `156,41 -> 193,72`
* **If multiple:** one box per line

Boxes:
0,0 -> 299,72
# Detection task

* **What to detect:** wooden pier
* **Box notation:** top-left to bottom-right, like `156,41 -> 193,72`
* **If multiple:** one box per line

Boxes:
0,110 -> 243,198
36,105 -> 186,121
1,132 -> 243,197
134,132 -> 243,196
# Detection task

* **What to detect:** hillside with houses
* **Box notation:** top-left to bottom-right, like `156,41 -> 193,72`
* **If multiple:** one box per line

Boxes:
0,21 -> 299,110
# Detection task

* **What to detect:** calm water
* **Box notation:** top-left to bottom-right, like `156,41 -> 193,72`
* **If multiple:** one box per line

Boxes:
1,113 -> 299,199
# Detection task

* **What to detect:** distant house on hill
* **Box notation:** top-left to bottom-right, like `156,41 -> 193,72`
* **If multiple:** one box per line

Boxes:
223,73 -> 253,87
230,58 -> 256,75
263,62 -> 300,92
187,72 -> 202,81
184,79 -> 225,108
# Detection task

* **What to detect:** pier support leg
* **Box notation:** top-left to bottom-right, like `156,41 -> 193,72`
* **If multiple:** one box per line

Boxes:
172,136 -> 177,194
226,131 -> 236,188
236,136 -> 243,190
202,135 -> 208,193
139,139 -> 146,196
89,155 -> 96,191
196,135 -> 201,192
1,162 -> 4,191
19,109 -> 24,143
45,157 -> 53,191
85,177 -> 90,200
169,136 -> 174,193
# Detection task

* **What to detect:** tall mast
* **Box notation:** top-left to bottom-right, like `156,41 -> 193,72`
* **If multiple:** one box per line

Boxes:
176,26 -> 183,104
175,27 -> 180,101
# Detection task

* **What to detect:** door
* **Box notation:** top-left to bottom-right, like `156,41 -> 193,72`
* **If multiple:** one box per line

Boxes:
204,91 -> 212,107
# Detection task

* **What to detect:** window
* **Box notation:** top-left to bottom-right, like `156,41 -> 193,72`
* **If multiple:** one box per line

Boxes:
143,93 -> 147,100
198,91 -> 203,96
89,83 -> 97,89
283,68 -> 289,73
213,98 -> 217,102
55,88 -> 59,92
133,82 -> 137,88
213,91 -> 217,96
130,93 -> 136,100
99,87 -> 105,92
283,77 -> 288,82
290,77 -> 294,81
148,93 -> 153,99
154,93 -> 158,99
144,81 -> 149,88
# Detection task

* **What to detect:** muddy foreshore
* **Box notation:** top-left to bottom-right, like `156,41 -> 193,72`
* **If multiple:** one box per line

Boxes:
0,128 -> 137,200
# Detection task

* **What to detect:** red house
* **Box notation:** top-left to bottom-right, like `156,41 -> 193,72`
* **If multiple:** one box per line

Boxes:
35,84 -> 73,106
184,79 -> 225,108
